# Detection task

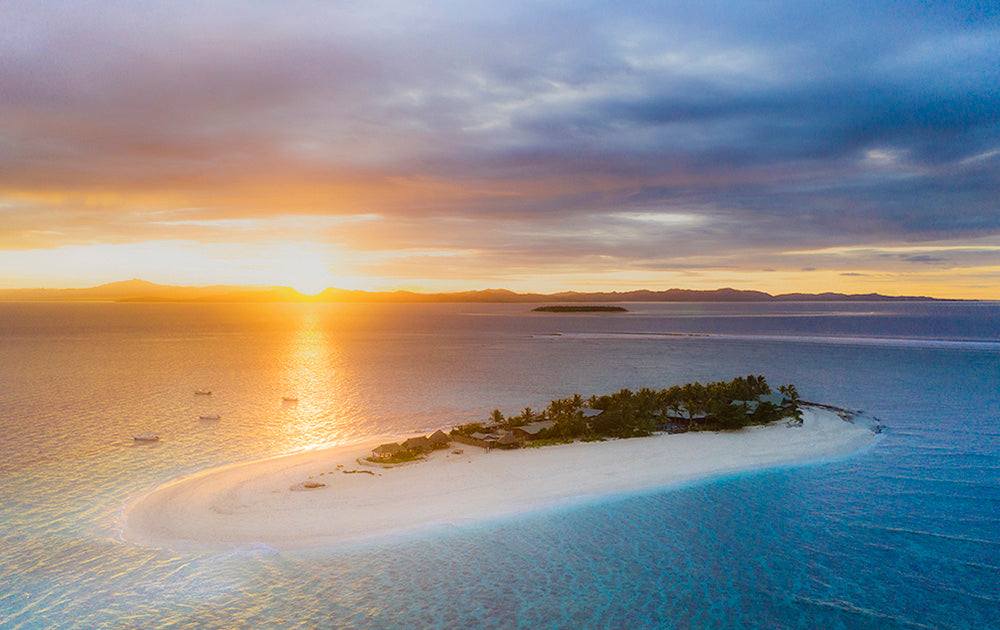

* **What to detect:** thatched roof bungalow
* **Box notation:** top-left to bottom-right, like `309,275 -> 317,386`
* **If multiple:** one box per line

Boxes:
428,429 -> 450,447
496,431 -> 521,449
469,432 -> 499,443
402,435 -> 433,452
451,430 -> 506,450
372,443 -> 404,459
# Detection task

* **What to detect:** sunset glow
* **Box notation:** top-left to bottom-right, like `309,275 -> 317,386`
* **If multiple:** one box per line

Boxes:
1,2 -> 997,298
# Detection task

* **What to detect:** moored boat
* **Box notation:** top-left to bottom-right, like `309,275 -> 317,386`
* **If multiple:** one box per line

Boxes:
133,433 -> 159,442
198,414 -> 221,420
194,390 -> 211,395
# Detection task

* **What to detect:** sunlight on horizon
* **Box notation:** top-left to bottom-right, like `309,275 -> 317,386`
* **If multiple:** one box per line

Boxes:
0,239 -> 996,299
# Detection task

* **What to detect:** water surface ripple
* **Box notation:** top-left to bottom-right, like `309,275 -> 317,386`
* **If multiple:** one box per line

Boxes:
0,301 -> 997,628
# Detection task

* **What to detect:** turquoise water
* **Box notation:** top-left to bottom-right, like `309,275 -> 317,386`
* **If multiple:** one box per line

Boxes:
1,302 -> 998,628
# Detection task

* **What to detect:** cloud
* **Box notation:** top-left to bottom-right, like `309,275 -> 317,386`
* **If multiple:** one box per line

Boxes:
1,0 -> 998,294
902,254 -> 948,265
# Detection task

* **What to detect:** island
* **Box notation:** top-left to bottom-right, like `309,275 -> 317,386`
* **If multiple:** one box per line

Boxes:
120,377 -> 879,552
532,305 -> 629,313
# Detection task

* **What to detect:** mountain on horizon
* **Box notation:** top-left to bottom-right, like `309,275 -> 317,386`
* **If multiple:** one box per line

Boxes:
0,280 -> 944,303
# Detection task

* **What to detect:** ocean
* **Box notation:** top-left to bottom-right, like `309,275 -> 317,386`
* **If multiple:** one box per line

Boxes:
1,301 -> 998,629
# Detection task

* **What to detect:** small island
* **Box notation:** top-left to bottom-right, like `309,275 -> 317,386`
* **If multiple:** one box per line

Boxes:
372,376 -> 803,459
122,376 -> 876,552
532,305 -> 628,313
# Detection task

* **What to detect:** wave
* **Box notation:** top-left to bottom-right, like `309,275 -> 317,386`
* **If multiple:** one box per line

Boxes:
855,523 -> 1000,547
876,474 -> 1000,490
792,595 -> 939,629
536,331 -> 1000,350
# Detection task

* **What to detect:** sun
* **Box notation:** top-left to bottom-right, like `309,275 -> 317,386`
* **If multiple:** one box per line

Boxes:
292,276 -> 333,296
260,243 -> 340,296
287,260 -> 339,296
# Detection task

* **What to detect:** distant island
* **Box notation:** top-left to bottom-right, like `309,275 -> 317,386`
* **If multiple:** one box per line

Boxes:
0,278 -> 948,303
532,305 -> 628,313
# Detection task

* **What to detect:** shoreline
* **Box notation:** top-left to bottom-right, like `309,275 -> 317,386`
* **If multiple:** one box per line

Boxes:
120,406 -> 876,552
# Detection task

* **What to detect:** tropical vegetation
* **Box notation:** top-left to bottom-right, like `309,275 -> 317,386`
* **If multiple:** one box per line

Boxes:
452,375 -> 802,444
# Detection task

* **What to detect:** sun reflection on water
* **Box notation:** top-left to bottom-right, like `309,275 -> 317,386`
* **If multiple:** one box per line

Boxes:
271,307 -> 355,453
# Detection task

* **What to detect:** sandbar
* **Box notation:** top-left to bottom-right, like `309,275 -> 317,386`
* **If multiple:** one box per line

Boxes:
121,406 -> 875,551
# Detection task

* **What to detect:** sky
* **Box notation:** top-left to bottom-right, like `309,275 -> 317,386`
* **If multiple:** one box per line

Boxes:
1,1 -> 998,297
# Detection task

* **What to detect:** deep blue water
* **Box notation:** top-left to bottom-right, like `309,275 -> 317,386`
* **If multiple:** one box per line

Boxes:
0,301 -> 998,628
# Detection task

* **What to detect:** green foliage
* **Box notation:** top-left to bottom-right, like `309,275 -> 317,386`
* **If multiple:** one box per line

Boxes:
708,399 -> 748,430
450,375 -> 801,444
779,384 -> 803,424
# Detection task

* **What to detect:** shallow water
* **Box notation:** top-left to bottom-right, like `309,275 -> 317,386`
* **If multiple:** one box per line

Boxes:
1,301 -> 998,628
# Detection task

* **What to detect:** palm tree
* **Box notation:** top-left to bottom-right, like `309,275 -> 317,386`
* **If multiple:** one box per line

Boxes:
490,409 -> 505,425
778,384 -> 803,425
778,384 -> 800,402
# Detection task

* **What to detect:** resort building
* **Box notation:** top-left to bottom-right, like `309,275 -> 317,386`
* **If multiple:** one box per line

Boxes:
511,420 -> 555,440
428,430 -> 450,448
402,435 -> 433,453
731,400 -> 760,413
759,393 -> 789,407
451,431 -> 502,450
496,432 -> 521,449
372,443 -> 404,459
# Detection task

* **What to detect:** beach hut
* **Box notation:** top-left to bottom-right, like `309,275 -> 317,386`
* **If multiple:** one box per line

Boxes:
466,432 -> 501,450
428,430 -> 450,448
402,435 -> 433,453
372,443 -> 404,459
469,432 -> 499,443
496,431 -> 521,449
579,407 -> 603,419
672,404 -> 710,421
731,400 -> 760,413
758,393 -> 789,407
511,420 -> 554,440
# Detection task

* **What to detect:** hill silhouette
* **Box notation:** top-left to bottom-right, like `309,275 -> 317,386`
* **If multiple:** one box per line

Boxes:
0,280 -> 942,302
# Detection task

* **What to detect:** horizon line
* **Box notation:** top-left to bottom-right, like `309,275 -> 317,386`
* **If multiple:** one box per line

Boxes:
0,278 -> 972,302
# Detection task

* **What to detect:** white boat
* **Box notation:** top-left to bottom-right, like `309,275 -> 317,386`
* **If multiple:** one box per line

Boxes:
133,433 -> 159,442
198,414 -> 221,420
194,390 -> 212,395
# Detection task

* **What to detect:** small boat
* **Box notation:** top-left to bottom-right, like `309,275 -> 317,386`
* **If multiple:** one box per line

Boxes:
282,397 -> 299,402
133,434 -> 159,442
194,390 -> 212,395
198,414 -> 221,420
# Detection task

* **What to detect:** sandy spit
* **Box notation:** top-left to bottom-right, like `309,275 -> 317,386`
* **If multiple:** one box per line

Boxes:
121,407 -> 875,552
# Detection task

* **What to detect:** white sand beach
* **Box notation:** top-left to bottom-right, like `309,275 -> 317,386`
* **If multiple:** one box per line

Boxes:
121,406 -> 875,551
